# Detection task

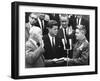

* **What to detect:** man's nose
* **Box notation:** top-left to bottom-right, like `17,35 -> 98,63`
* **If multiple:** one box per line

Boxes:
63,22 -> 66,24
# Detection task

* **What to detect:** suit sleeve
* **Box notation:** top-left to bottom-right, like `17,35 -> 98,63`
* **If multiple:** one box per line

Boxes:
68,44 -> 89,65
25,41 -> 44,64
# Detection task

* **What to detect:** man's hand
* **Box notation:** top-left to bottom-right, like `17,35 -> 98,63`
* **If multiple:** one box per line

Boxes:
38,45 -> 45,53
52,58 -> 58,62
62,57 -> 70,61
52,57 -> 65,63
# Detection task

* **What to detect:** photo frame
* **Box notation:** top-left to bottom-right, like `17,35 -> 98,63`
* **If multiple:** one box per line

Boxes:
11,1 -> 98,79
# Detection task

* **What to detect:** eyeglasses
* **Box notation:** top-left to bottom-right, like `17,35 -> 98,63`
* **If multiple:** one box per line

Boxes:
30,16 -> 37,20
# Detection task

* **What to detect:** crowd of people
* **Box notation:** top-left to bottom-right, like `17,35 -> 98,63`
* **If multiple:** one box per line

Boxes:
25,12 -> 89,68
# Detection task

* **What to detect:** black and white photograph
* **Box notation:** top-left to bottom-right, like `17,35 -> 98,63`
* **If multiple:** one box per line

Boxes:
25,12 -> 90,68
11,1 -> 97,79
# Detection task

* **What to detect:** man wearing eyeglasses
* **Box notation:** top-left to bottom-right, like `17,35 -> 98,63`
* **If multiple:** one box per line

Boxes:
25,13 -> 38,42
36,13 -> 49,35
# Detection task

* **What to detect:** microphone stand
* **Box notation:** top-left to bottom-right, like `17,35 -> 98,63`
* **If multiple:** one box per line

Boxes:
62,27 -> 73,66
62,39 -> 70,66
62,38 -> 72,66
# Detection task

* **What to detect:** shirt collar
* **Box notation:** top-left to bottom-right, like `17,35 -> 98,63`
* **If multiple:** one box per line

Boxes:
48,33 -> 55,39
48,33 -> 55,45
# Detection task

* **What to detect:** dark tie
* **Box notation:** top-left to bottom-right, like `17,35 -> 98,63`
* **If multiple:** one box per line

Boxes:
64,28 -> 70,49
78,18 -> 79,25
41,20 -> 44,29
52,37 -> 55,47
64,28 -> 67,37
52,37 -> 56,56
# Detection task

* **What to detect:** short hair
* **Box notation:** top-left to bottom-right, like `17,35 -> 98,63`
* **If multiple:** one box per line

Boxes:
29,26 -> 42,38
59,14 -> 68,17
38,13 -> 45,18
76,25 -> 86,34
47,20 -> 58,29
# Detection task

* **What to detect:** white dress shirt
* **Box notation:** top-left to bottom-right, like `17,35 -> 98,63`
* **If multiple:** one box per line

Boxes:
48,33 -> 55,47
37,18 -> 44,30
77,17 -> 82,25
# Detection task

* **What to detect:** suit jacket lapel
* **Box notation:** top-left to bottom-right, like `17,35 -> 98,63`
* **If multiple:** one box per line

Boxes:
47,35 -> 52,48
60,28 -> 64,38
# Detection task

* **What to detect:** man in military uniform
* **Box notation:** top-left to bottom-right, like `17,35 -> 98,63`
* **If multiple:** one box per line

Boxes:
65,25 -> 89,66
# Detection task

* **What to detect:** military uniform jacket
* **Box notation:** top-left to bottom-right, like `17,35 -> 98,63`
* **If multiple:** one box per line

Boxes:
68,38 -> 89,66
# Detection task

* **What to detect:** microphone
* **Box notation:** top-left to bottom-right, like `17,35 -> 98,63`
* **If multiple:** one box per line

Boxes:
69,39 -> 72,50
62,38 -> 66,50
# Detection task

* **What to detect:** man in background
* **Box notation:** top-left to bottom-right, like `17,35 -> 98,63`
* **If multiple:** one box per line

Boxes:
25,13 -> 38,42
57,15 -> 74,58
36,13 -> 48,35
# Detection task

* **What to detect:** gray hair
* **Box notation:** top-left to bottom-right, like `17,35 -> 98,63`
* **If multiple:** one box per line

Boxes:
29,26 -> 42,38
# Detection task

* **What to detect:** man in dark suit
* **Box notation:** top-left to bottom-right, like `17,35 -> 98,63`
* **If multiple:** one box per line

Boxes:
43,20 -> 65,67
65,25 -> 89,66
57,15 -> 75,58
36,13 -> 48,35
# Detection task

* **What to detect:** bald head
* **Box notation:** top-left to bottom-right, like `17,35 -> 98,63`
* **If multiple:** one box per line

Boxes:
38,13 -> 45,20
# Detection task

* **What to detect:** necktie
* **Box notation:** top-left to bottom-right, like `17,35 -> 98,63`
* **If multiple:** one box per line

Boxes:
64,28 -> 70,49
64,28 -> 67,44
64,28 -> 67,37
52,37 -> 55,47
41,20 -> 44,29
77,18 -> 79,25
